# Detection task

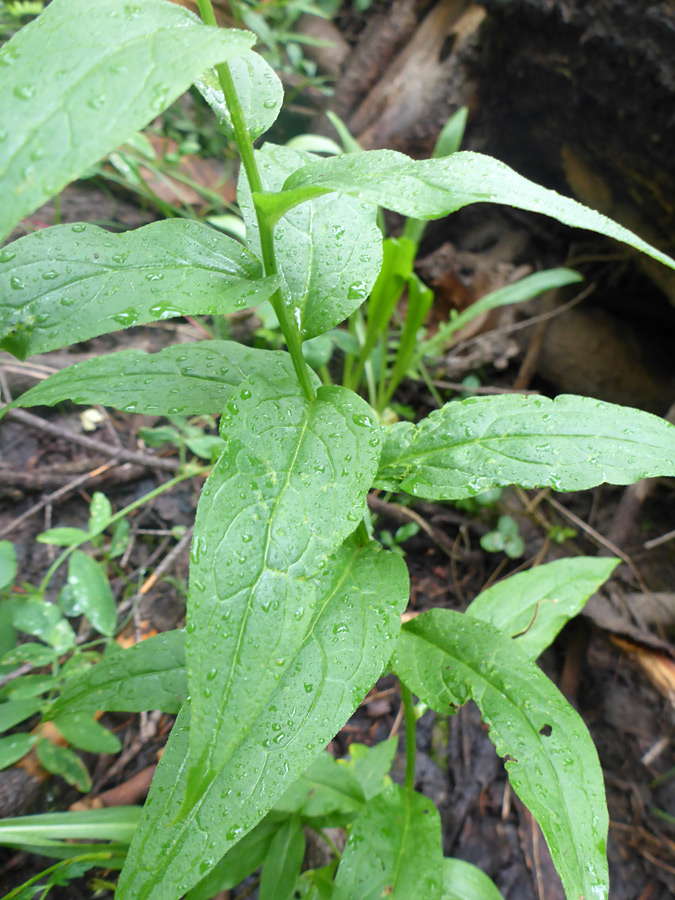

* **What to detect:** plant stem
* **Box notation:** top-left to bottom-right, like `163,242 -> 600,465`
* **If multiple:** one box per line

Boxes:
197,0 -> 315,402
400,681 -> 417,791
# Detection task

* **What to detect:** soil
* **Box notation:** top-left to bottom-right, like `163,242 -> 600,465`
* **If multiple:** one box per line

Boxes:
2,2 -> 675,898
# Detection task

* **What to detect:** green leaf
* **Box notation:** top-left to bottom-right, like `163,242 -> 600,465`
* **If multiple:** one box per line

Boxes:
333,783 -> 443,900
0,221 -> 278,360
0,675 -> 56,700
441,858 -> 505,900
270,150 -> 675,272
116,538 -> 408,900
342,739 -> 397,801
196,51 -> 283,141
275,752 -> 365,818
7,597 -> 75,653
0,733 -> 37,770
294,865 -> 336,900
392,609 -> 609,900
52,713 -> 122,754
36,528 -> 89,547
88,493 -> 112,535
0,806 -> 141,848
0,697 -> 42,733
36,739 -> 91,792
1,643 -> 56,667
0,541 -> 17,591
467,557 -> 620,658
4,341 -> 298,418
239,144 -> 383,339
376,394 -> 675,500
0,0 -> 254,240
49,630 -> 186,719
61,550 -> 116,636
185,815 -> 283,900
259,815 -> 306,900
183,377 -> 381,805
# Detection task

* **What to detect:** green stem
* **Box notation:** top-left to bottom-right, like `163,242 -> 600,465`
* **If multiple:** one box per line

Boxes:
197,0 -> 315,402
400,681 -> 417,792
38,466 -> 208,594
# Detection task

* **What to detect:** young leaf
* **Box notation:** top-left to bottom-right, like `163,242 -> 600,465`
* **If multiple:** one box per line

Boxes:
184,377 -> 381,806
0,733 -> 38,770
36,740 -> 91,791
185,815 -> 284,900
52,713 -> 122,754
342,739 -> 397,801
239,144 -> 383,339
259,815 -> 306,900
332,783 -> 443,900
269,150 -> 675,272
0,697 -> 43,733
441,858 -> 505,900
116,538 -> 409,900
467,557 -> 620,659
3,342 -> 298,418
60,551 -> 116,637
0,675 -> 56,701
88,493 -> 112,536
36,528 -> 89,547
1,643 -> 56,668
196,51 -> 283,141
375,394 -> 675,500
275,752 -> 365,818
48,630 -> 186,719
0,541 -> 17,591
6,597 -> 75,653
0,221 -> 278,360
392,610 -> 609,900
0,0 -> 254,240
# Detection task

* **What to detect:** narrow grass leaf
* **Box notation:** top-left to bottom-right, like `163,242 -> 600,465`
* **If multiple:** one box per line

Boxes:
275,150 -> 675,271
0,221 -> 277,360
3,342 -> 297,418
392,609 -> 609,900
0,806 -> 141,846
196,51 -> 283,141
184,377 -> 381,805
376,394 -> 675,499
49,630 -> 186,719
332,783 -> 443,900
467,557 -> 620,658
0,0 -> 254,239
441,858 -> 505,900
239,144 -> 382,339
259,815 -> 305,900
116,538 -> 408,900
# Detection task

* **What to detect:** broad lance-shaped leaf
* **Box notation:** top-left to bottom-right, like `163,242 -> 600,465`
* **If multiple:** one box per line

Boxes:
259,149 -> 675,272
332,783 -> 443,900
1,342 -> 296,418
0,221 -> 277,360
0,0 -> 254,240
239,144 -> 383,339
392,610 -> 609,900
48,630 -> 186,719
196,51 -> 283,142
467,557 -> 620,659
116,538 -> 409,900
376,394 -> 675,500
184,375 -> 380,806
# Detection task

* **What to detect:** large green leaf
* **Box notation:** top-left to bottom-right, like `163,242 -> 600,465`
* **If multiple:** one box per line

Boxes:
0,0 -> 253,240
239,144 -> 383,339
0,221 -> 277,359
184,376 -> 380,804
48,630 -> 186,719
392,610 -> 609,900
259,149 -> 675,272
332,783 -> 443,900
441,858 -> 505,900
116,538 -> 409,900
375,394 -> 675,500
196,51 -> 283,141
467,557 -> 620,659
2,341 -> 295,418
